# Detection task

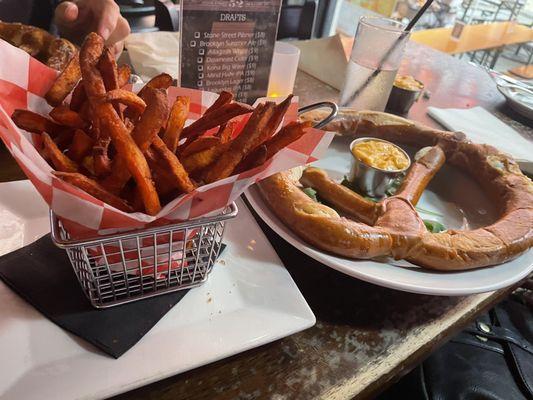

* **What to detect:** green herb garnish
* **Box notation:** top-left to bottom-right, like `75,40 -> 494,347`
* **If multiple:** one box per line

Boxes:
340,176 -> 356,191
385,175 -> 404,196
342,174 -> 404,200
416,206 -> 444,218
341,177 -> 381,202
302,187 -> 318,202
423,219 -> 446,233
364,196 -> 378,203
340,175 -> 445,225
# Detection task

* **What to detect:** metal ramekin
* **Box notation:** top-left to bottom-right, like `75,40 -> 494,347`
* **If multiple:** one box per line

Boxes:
348,137 -> 411,198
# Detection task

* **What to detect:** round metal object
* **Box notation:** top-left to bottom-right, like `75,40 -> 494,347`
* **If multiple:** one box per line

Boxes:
348,137 -> 411,198
298,101 -> 339,129
477,321 -> 492,334
497,85 -> 533,121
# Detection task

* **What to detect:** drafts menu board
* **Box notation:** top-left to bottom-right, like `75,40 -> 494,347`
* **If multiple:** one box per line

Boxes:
180,0 -> 281,104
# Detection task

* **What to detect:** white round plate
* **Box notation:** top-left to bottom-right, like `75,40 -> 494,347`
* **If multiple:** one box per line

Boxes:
245,136 -> 533,296
497,84 -> 533,120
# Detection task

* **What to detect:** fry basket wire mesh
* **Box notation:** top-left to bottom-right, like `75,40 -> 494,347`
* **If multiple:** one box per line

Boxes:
50,203 -> 238,309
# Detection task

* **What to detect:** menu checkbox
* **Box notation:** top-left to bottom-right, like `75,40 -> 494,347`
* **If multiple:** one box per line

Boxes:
197,57 -> 203,63
190,41 -> 196,47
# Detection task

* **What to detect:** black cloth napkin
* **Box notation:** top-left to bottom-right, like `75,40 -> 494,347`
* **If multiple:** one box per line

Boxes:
0,235 -> 223,358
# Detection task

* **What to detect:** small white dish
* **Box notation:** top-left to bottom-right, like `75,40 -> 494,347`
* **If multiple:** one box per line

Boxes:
0,181 -> 315,400
498,84 -> 533,120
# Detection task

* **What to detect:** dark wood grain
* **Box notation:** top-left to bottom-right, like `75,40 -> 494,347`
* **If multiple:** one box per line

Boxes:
110,212 -> 515,400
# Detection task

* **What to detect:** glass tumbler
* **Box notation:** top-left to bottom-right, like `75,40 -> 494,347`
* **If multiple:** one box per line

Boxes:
340,16 -> 409,112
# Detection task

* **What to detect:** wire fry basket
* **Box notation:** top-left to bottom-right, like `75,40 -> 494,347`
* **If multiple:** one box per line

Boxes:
50,203 -> 238,308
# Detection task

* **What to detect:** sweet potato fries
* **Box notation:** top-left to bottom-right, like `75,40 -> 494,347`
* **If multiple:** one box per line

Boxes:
11,32 -> 310,215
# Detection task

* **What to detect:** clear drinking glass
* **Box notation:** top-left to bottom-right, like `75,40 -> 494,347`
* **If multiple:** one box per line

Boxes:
340,16 -> 409,111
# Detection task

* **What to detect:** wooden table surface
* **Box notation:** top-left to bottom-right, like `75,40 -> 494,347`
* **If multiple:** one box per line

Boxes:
397,41 -> 533,132
1,42 -> 531,400
411,21 -> 533,54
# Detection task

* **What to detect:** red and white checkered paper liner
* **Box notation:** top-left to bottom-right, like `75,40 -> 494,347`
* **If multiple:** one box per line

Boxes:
0,39 -> 335,239
92,238 -> 187,278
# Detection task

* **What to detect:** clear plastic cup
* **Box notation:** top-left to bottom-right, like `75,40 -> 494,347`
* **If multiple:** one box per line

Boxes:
267,41 -> 300,98
340,16 -> 409,111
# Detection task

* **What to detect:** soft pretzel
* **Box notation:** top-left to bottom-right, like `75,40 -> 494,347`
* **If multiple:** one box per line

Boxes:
0,22 -> 76,70
259,111 -> 532,270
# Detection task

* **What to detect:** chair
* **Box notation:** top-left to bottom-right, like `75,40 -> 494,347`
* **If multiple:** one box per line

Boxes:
508,63 -> 533,79
277,0 -> 318,40
461,0 -> 525,23
154,0 -> 179,32
117,0 -> 158,33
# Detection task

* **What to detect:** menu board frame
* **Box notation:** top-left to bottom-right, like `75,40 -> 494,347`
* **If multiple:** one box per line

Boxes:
179,0 -> 282,104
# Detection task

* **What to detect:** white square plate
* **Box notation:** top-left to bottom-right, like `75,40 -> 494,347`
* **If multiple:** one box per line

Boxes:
0,180 -> 315,400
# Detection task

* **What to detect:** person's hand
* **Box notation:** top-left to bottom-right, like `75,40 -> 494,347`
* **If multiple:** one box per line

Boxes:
54,0 -> 130,56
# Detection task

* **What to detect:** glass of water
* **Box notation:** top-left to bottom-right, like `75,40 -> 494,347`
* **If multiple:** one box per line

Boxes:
340,16 -> 409,111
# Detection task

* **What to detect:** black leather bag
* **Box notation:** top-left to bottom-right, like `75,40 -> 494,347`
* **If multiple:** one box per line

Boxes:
379,296 -> 533,400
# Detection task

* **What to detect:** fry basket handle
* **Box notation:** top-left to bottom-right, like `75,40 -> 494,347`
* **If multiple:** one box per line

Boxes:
298,101 -> 338,129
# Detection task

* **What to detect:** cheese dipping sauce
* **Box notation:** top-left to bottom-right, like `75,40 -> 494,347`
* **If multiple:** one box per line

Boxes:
394,75 -> 423,91
352,140 -> 410,171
